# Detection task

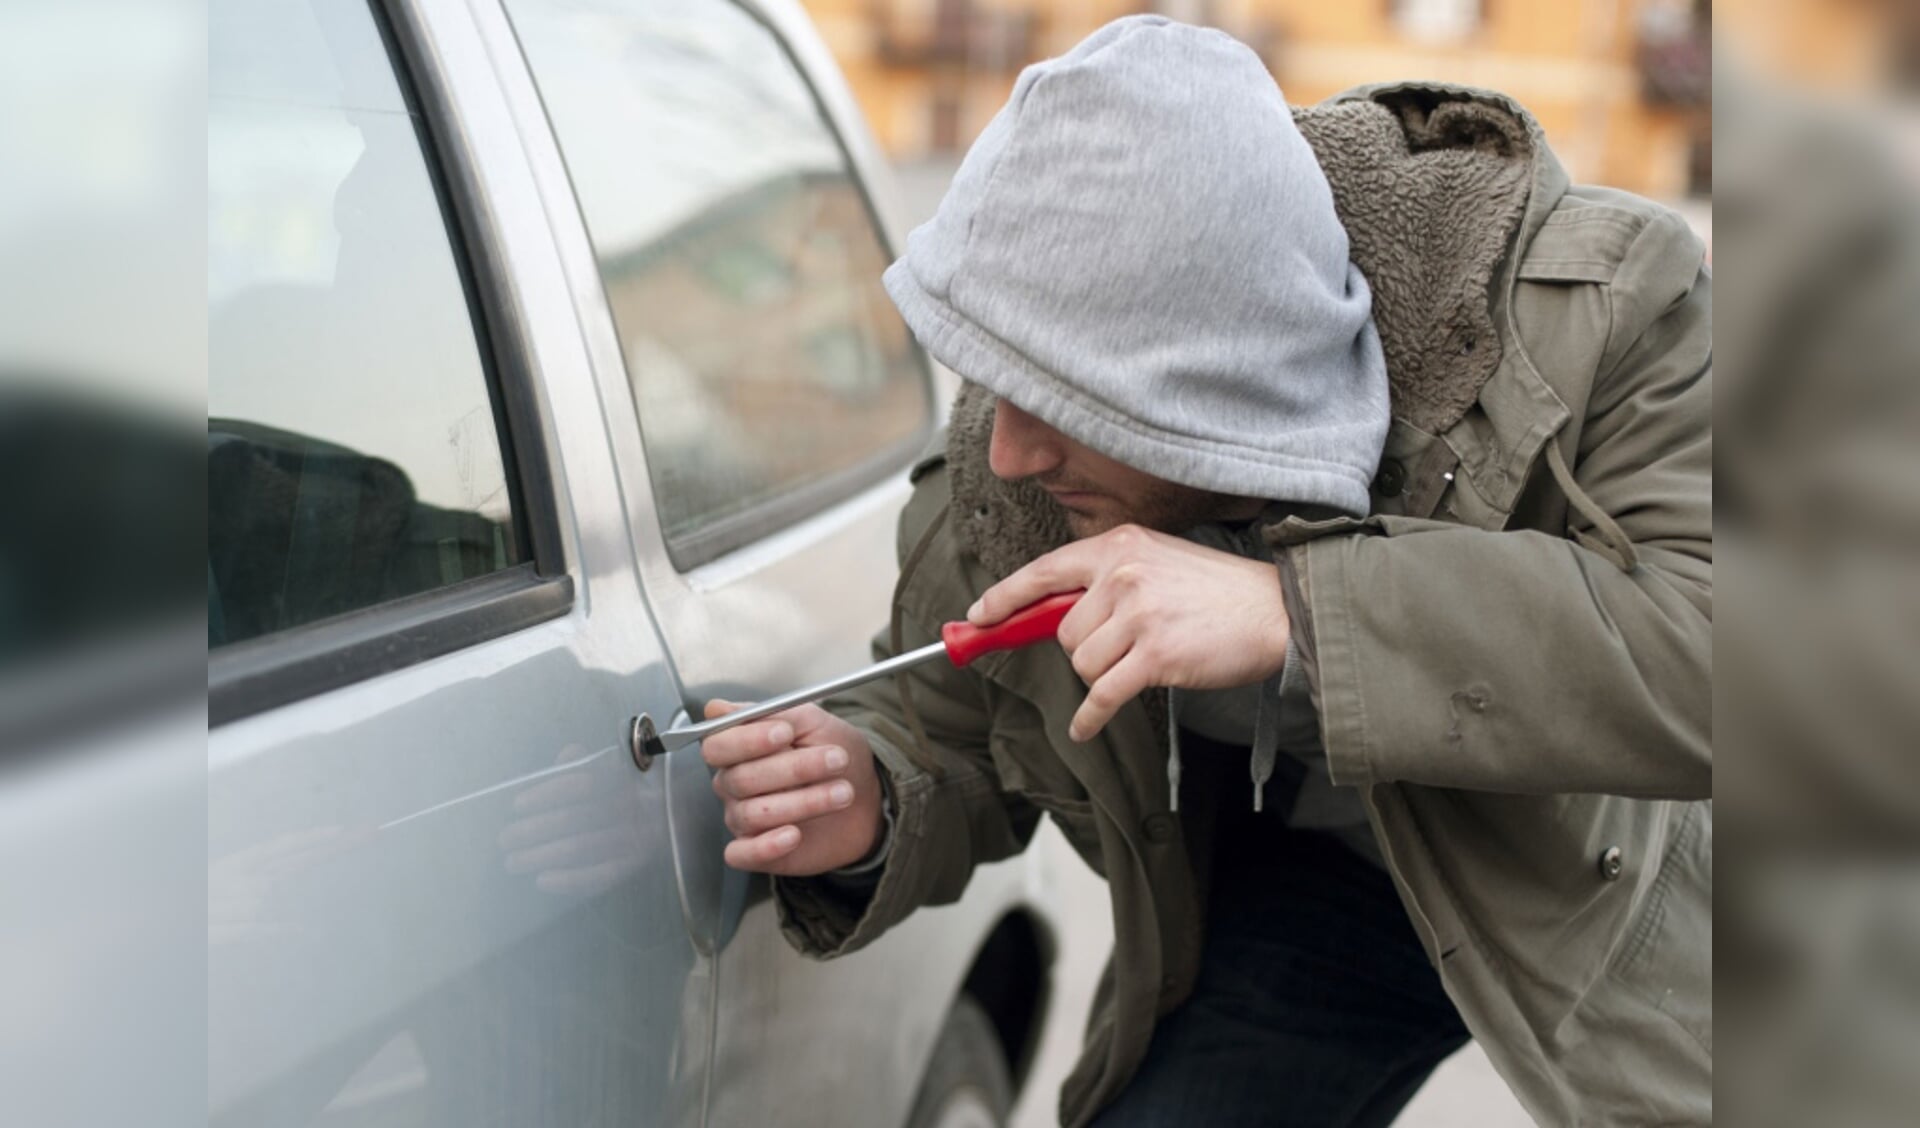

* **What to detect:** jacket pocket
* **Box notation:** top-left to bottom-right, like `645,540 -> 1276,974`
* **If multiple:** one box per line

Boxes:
988,718 -> 1103,867
987,712 -> 1084,801
1607,801 -> 1712,1053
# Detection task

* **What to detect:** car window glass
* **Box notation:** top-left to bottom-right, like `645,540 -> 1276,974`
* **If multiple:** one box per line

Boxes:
504,0 -> 931,568
207,0 -> 523,647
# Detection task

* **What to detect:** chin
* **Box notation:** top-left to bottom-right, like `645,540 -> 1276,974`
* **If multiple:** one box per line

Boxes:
1064,510 -> 1125,539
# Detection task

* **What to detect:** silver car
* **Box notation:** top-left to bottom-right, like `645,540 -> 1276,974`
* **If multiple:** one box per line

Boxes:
205,0 -> 1063,1124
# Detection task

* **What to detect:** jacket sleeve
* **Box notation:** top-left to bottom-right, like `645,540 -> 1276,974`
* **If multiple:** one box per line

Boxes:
773,467 -> 1042,958
1276,210 -> 1712,799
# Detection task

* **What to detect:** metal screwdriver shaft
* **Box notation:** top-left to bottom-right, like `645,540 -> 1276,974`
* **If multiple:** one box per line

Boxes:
651,640 -> 950,754
636,591 -> 1083,761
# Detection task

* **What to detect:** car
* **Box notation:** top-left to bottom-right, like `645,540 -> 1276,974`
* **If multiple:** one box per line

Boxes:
204,0 -> 1067,1124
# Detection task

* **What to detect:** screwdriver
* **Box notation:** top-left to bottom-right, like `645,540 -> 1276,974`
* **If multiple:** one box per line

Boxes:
630,591 -> 1083,767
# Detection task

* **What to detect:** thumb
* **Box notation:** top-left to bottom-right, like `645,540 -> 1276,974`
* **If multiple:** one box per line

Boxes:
703,698 -> 740,720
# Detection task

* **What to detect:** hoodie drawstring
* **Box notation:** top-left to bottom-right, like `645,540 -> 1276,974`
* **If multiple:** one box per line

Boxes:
1250,668 -> 1284,812
1544,438 -> 1638,572
1166,689 -> 1182,813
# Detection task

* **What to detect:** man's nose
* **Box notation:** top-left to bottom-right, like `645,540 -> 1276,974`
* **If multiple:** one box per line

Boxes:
988,398 -> 1065,481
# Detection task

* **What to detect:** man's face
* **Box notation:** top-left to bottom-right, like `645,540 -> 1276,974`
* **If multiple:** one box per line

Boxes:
987,398 -> 1264,537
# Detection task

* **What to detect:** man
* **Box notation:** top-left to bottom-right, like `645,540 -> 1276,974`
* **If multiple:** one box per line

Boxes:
703,16 -> 1711,1127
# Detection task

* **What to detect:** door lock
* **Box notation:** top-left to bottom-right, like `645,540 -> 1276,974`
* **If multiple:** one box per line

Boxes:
628,713 -> 663,772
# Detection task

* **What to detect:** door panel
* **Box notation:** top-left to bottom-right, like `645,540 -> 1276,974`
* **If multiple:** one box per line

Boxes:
478,3 -> 1036,1125
206,0 -> 711,1123
493,0 -> 932,889
208,641 -> 700,1127
661,709 -> 751,955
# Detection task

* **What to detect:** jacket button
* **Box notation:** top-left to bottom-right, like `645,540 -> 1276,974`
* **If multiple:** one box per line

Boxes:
1374,460 -> 1407,497
1142,812 -> 1178,844
1598,846 -> 1624,881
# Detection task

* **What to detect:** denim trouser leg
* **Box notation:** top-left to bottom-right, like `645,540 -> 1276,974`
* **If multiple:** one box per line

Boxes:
1090,828 -> 1470,1128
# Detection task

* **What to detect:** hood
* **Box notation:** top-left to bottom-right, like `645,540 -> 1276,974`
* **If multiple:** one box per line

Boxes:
884,14 -> 1391,518
1297,79 -> 1556,434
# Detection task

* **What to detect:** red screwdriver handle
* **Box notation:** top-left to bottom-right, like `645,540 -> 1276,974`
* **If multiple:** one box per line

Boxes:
941,591 -> 1084,668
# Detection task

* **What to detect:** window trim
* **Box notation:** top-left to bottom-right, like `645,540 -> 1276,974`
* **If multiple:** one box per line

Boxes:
209,0 -> 573,727
661,428 -> 927,571
376,0 -> 565,579
209,564 -> 572,726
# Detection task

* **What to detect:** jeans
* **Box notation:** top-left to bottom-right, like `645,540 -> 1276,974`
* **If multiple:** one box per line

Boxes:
1090,813 -> 1470,1128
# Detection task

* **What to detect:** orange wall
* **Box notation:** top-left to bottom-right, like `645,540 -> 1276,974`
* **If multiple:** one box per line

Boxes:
806,0 -> 1705,198
1715,0 -> 1892,91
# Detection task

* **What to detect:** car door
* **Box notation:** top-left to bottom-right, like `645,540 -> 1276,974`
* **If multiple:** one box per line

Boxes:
206,1 -> 713,1124
486,3 -> 1045,1124
487,0 -> 936,939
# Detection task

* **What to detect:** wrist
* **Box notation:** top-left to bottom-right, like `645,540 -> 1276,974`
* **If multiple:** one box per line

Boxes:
832,765 -> 894,876
1252,558 -> 1292,678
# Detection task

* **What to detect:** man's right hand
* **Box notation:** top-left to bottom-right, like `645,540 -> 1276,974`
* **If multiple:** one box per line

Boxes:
700,700 -> 885,877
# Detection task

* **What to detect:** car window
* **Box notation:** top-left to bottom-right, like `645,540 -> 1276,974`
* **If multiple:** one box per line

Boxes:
207,0 -> 524,648
503,0 -> 932,569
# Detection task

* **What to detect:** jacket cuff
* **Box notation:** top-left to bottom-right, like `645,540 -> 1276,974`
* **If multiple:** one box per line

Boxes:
823,762 -> 896,882
1278,537 -> 1375,788
771,728 -> 930,958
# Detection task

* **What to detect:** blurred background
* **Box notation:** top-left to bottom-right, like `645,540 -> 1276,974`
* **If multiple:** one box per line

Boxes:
799,0 -> 1714,244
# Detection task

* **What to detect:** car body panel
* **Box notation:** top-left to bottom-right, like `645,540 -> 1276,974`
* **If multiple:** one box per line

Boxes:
202,1 -> 1058,1125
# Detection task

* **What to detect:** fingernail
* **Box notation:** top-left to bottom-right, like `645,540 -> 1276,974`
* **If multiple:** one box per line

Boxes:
966,599 -> 984,622
824,746 -> 849,771
777,827 -> 801,849
1068,724 -> 1084,743
829,781 -> 854,807
770,723 -> 792,747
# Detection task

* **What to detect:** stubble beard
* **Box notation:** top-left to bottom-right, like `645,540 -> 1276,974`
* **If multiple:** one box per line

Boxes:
1046,474 -> 1260,540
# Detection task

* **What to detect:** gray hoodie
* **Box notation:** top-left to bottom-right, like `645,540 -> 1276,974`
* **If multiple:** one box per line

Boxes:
882,14 -> 1389,516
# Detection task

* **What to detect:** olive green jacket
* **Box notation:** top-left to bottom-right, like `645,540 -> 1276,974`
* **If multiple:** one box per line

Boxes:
777,82 -> 1712,1127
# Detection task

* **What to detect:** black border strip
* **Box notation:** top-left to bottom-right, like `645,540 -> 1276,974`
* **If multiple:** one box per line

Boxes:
209,1 -> 576,728
209,566 -> 573,726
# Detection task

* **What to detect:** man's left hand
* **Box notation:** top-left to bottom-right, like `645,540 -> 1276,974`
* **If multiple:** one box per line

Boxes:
967,524 -> 1290,741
